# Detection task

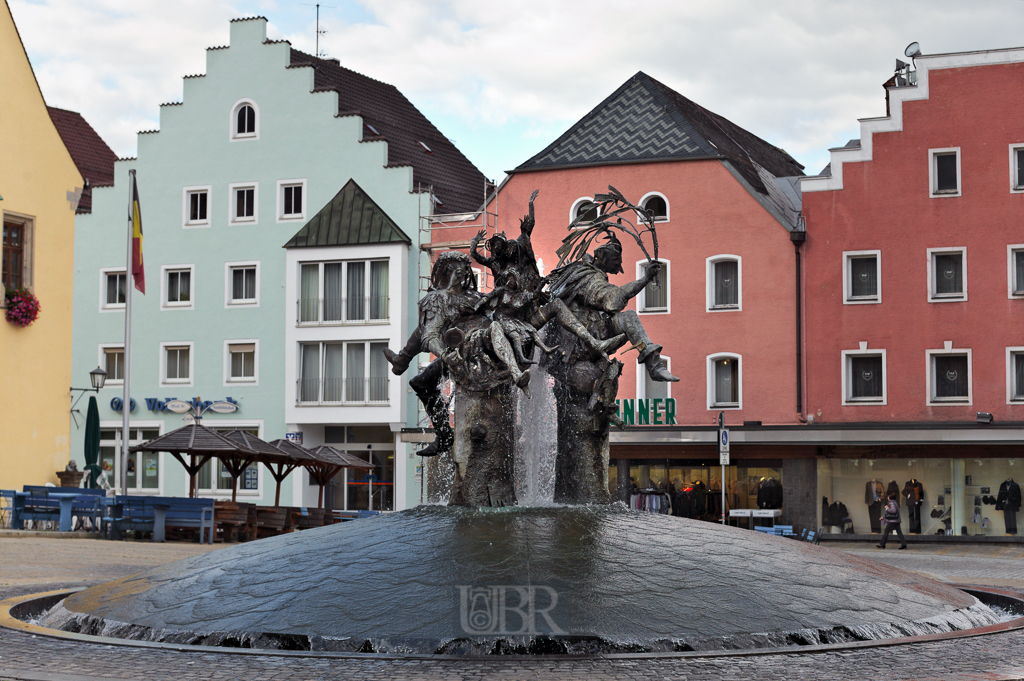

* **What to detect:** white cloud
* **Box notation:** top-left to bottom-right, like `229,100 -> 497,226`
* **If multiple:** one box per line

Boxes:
11,0 -> 1024,179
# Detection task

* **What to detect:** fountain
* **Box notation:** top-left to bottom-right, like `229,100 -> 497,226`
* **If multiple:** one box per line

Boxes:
34,188 -> 1003,654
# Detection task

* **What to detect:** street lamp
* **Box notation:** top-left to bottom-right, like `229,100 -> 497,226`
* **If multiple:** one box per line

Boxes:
70,366 -> 108,425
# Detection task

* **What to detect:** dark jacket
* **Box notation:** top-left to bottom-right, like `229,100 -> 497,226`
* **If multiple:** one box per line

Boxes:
997,480 -> 1022,512
902,480 -> 924,505
883,499 -> 901,523
886,481 -> 900,506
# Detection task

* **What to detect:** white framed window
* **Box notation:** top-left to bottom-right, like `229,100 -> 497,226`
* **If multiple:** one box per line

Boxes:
927,247 -> 967,302
929,147 -> 961,197
842,343 -> 886,405
161,265 -> 194,309
1007,245 -> 1024,298
99,424 -> 164,494
635,258 -> 669,313
277,179 -> 306,222
229,182 -> 258,224
160,341 -> 194,386
926,342 -> 972,406
182,186 -> 211,228
638,356 -> 672,402
1010,144 -> 1024,193
843,250 -> 881,304
297,340 -> 390,404
99,344 -> 125,385
230,99 -> 259,141
706,255 -> 741,311
1006,347 -> 1024,404
99,268 -> 126,311
569,197 -> 599,226
638,192 -> 669,222
298,259 -> 390,324
225,261 -> 259,307
225,339 -> 258,385
707,353 -> 741,410
199,422 -> 264,497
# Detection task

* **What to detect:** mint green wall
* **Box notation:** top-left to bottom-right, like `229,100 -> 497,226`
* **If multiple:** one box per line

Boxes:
71,18 -> 426,507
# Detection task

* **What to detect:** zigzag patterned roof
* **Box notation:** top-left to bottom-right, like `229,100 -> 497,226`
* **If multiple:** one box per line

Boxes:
514,72 -> 803,195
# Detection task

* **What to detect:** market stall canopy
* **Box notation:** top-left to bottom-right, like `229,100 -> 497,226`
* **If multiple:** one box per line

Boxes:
220,430 -> 295,503
309,445 -> 376,469
130,424 -> 257,497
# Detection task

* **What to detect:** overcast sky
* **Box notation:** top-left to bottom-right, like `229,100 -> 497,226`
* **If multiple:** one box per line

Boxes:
11,0 -> 1024,183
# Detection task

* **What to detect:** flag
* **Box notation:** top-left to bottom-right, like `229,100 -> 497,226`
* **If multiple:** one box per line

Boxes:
129,170 -> 145,294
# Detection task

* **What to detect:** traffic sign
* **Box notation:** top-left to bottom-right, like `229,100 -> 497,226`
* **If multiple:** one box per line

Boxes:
719,428 -> 730,465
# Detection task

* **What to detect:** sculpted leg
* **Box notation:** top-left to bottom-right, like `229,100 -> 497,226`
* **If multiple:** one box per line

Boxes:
612,310 -> 679,382
382,327 -> 422,376
489,323 -> 531,396
410,359 -> 453,456
533,300 -> 625,360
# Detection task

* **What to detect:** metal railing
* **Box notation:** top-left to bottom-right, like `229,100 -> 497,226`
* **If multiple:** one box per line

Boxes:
296,377 -> 390,405
297,296 -> 389,325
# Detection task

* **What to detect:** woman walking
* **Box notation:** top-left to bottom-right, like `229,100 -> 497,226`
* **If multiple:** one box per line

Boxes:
877,491 -> 907,550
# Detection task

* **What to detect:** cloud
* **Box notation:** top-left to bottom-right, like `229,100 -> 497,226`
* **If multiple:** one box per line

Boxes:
12,0 -> 1024,180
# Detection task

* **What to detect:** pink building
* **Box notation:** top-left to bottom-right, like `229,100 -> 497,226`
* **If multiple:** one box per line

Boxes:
801,47 -> 1024,537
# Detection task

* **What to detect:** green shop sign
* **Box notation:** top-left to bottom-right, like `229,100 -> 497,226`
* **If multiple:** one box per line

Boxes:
615,398 -> 677,426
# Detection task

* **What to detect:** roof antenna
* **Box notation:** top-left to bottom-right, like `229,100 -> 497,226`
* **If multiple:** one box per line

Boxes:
300,3 -> 336,67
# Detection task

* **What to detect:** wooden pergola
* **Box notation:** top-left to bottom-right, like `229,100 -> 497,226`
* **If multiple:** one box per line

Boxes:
129,424 -> 257,498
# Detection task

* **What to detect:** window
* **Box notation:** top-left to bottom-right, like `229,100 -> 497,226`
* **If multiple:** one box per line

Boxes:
1010,145 -> 1024,193
639,192 -> 669,222
570,197 -> 599,226
198,425 -> 262,495
842,344 -> 886,405
277,180 -> 306,221
161,342 -> 193,385
707,255 -> 741,311
182,186 -> 211,227
226,341 -> 257,384
101,269 -> 126,310
231,100 -> 258,140
1009,246 -> 1024,298
707,353 -> 741,409
298,340 -> 390,404
2,215 -> 32,293
927,247 -> 967,302
927,343 -> 972,405
229,183 -> 258,223
298,259 -> 389,324
101,345 -> 125,384
843,250 -> 880,304
226,262 -> 259,306
636,259 -> 669,313
1007,347 -> 1024,403
162,266 -> 193,308
929,147 -> 961,197
99,426 -> 162,492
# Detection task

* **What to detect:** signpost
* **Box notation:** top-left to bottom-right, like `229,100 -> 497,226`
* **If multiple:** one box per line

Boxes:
718,411 -> 728,524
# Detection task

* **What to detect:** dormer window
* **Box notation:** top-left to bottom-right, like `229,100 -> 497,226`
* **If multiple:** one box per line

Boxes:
231,100 -> 259,140
639,193 -> 669,222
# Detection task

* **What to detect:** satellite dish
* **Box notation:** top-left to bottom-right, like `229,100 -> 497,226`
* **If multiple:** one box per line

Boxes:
182,413 -> 195,424
905,42 -> 922,59
207,401 -> 239,414
165,399 -> 193,414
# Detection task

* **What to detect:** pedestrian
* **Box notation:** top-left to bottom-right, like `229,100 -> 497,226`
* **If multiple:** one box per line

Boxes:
877,491 -> 907,550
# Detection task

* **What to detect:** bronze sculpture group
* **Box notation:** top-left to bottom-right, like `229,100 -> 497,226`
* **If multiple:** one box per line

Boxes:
383,188 -> 677,507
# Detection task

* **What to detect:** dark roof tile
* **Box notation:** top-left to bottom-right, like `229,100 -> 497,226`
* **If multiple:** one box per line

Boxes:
284,178 -> 411,248
47,106 -> 117,214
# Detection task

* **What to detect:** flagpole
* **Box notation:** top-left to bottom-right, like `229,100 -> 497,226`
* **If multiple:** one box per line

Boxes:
121,169 -> 135,497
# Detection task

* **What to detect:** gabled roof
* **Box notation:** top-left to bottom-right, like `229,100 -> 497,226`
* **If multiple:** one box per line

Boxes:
283,178 -> 411,248
129,423 -> 255,455
290,50 -> 491,213
514,71 -> 804,196
47,106 -> 117,214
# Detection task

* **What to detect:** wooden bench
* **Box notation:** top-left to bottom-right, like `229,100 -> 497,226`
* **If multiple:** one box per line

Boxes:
290,506 -> 328,530
255,506 -> 289,538
104,496 -> 214,543
214,501 -> 255,542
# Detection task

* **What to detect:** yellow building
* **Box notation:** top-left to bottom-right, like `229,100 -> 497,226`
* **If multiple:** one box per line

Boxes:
0,0 -> 84,489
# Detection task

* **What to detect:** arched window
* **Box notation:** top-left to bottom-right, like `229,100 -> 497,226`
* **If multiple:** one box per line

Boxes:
707,353 -> 742,409
636,258 -> 670,313
570,197 -> 599,226
231,100 -> 259,140
639,192 -> 669,222
706,255 -> 741,311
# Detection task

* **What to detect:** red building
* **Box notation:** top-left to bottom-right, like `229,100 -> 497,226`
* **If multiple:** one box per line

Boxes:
429,72 -> 814,526
801,47 -> 1024,537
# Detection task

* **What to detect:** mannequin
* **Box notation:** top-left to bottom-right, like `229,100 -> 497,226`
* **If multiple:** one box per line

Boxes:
997,478 -> 1022,535
902,479 -> 924,534
865,478 -> 884,533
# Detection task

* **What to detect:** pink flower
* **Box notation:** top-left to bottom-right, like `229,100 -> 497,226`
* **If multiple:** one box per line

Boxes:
4,289 -> 40,327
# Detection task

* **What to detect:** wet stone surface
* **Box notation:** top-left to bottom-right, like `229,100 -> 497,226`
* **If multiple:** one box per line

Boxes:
47,505 -> 993,654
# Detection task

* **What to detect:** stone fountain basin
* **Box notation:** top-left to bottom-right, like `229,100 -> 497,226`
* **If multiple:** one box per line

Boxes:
41,505 -> 997,654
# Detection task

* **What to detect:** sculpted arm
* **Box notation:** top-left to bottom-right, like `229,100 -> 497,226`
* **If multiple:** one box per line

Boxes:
469,229 -> 492,267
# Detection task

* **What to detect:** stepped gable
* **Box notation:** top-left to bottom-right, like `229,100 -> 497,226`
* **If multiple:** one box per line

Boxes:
291,50 -> 490,214
515,71 -> 803,195
47,106 -> 117,214
283,178 -> 411,248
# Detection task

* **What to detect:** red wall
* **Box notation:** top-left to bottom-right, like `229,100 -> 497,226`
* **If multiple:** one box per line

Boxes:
437,159 -> 800,426
802,61 -> 1024,423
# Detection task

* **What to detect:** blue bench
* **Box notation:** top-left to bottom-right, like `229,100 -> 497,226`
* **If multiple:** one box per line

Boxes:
13,486 -> 106,531
104,496 -> 214,543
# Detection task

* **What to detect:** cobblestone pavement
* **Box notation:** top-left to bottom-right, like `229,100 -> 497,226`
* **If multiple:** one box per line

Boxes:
3,539 -> 1024,680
